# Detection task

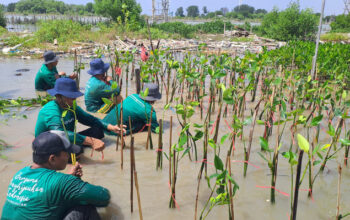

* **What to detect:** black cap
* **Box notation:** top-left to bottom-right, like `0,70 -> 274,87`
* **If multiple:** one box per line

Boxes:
33,130 -> 81,155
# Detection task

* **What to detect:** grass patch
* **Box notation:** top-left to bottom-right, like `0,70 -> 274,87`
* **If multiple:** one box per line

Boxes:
230,37 -> 254,42
320,33 -> 349,42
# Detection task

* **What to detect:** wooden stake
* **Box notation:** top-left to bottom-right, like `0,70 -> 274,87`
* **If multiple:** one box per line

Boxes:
130,136 -> 134,213
135,69 -> 141,94
169,116 -> 173,185
156,119 -> 163,170
228,155 -> 234,220
134,170 -> 143,220
336,165 -> 342,219
146,107 -> 154,150
121,101 -> 124,170
291,150 -> 304,220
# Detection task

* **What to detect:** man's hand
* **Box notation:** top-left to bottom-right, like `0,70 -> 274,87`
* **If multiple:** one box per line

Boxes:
106,76 -> 112,82
69,72 -> 78,79
58,71 -> 67,76
68,162 -> 83,178
83,137 -> 105,152
107,124 -> 126,135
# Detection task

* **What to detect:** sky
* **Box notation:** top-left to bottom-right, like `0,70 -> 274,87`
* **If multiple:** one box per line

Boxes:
1,0 -> 345,16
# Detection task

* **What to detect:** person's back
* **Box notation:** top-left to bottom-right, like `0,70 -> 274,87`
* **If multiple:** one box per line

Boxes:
1,167 -> 109,220
103,94 -> 158,134
35,64 -> 58,91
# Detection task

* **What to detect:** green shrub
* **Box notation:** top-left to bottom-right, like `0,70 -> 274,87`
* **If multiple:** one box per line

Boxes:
330,14 -> 350,33
0,26 -> 7,36
195,20 -> 234,34
261,2 -> 317,41
320,33 -> 348,41
154,22 -> 194,38
0,8 -> 6,28
35,20 -> 90,43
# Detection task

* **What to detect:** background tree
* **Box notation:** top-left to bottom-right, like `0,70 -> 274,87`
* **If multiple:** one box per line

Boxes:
255,9 -> 267,14
94,0 -> 142,23
85,2 -> 94,13
261,2 -> 317,41
202,6 -> 208,15
7,3 -> 16,12
186,5 -> 199,17
175,7 -> 184,17
330,13 -> 350,32
0,6 -> 6,28
233,4 -> 255,17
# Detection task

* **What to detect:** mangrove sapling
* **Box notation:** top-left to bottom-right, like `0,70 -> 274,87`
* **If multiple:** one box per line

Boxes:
146,107 -> 154,150
199,155 -> 239,220
165,59 -> 179,105
61,100 -> 78,165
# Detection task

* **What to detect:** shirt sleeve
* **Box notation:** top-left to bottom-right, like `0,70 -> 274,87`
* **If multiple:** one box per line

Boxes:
59,174 -> 110,207
45,112 -> 86,145
76,106 -> 109,130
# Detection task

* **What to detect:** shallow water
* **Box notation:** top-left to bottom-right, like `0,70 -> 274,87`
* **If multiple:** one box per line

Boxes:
0,58 -> 349,220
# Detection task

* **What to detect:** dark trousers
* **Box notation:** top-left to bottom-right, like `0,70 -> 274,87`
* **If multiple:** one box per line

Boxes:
63,205 -> 101,220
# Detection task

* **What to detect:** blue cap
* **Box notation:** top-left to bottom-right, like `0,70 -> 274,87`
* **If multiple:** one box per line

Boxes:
43,51 -> 59,64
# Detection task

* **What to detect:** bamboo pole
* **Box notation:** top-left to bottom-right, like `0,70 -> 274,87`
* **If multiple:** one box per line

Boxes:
169,116 -> 173,185
146,107 -> 154,150
130,136 -> 134,213
291,150 -> 304,220
121,101 -> 124,170
134,170 -> 143,220
336,165 -> 342,219
156,119 -> 163,170
228,155 -> 234,220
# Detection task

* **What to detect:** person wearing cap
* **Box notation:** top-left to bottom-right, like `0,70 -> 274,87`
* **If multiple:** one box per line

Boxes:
85,58 -> 122,114
1,130 -> 110,220
103,83 -> 161,135
35,78 -> 124,154
35,50 -> 77,96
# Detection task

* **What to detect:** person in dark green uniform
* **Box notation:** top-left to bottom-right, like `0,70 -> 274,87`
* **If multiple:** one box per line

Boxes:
85,58 -> 122,113
1,130 -> 110,220
35,78 -> 125,154
103,83 -> 161,135
35,51 -> 77,96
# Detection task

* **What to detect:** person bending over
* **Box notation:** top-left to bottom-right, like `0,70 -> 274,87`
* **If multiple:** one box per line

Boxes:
35,78 -> 124,154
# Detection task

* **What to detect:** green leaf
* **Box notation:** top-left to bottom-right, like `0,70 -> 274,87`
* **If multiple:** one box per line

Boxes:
72,100 -> 77,111
102,98 -> 112,105
208,139 -> 216,149
257,120 -> 265,125
178,133 -> 187,147
193,123 -> 203,128
164,104 -> 170,110
313,160 -> 321,166
340,139 -> 350,146
220,133 -> 230,145
259,137 -> 270,151
62,110 -> 68,118
327,124 -> 335,137
193,130 -> 203,141
310,115 -> 323,127
214,155 -> 224,171
297,134 -> 309,153
155,126 -> 160,134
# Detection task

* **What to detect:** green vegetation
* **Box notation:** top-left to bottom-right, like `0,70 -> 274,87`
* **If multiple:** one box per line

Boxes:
330,13 -> 350,33
260,2 -> 317,41
94,0 -> 142,23
0,6 -> 5,28
9,0 -> 95,15
230,37 -> 253,42
186,5 -> 200,17
320,33 -> 348,42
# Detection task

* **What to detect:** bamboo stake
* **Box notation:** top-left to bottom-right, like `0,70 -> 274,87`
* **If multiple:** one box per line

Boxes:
228,155 -> 234,220
121,101 -> 124,170
146,107 -> 154,150
213,102 -> 223,144
156,119 -> 163,170
130,136 -> 134,213
291,150 -> 304,220
336,165 -> 342,219
169,116 -> 173,185
134,170 -> 143,220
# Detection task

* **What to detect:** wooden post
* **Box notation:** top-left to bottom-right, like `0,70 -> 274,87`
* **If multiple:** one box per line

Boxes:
130,136 -> 134,213
292,150 -> 304,220
169,116 -> 172,184
135,69 -> 141,94
134,171 -> 143,220
146,107 -> 154,150
121,100 -> 124,170
156,119 -> 163,170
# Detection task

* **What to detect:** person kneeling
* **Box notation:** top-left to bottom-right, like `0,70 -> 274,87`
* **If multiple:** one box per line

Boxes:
35,78 -> 124,155
1,130 -> 110,220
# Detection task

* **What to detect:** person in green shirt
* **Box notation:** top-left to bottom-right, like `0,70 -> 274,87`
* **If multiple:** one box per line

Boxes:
35,51 -> 77,95
103,83 -> 160,135
1,130 -> 110,220
85,58 -> 122,114
35,78 -> 125,154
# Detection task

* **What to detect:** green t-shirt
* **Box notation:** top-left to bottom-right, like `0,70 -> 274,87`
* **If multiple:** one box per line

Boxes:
85,77 -> 120,113
103,94 -> 159,135
35,100 -> 109,145
35,64 -> 58,91
1,166 -> 110,220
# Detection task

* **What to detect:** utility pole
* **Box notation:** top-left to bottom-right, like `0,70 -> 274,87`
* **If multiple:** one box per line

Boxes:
344,0 -> 350,14
311,0 -> 326,80
161,0 -> 169,22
